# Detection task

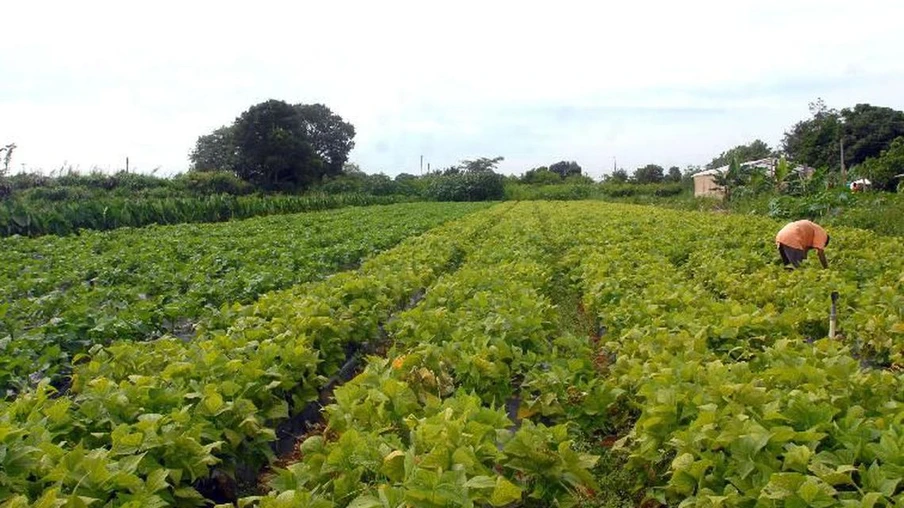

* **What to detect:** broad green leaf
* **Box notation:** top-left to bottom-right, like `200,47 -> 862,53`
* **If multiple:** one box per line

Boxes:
862,462 -> 899,497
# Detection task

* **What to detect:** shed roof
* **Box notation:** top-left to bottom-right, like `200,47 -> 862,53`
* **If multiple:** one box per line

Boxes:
694,168 -> 722,177
693,158 -> 812,178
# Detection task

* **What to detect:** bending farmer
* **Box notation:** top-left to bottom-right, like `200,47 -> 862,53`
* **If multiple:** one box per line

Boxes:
776,220 -> 829,269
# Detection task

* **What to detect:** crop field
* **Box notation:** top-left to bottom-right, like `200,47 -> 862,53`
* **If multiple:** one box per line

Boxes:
0,202 -> 487,392
1,201 -> 903,507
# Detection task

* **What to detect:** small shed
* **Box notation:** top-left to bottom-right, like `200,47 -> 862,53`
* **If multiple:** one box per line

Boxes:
693,168 -> 725,198
692,158 -> 775,198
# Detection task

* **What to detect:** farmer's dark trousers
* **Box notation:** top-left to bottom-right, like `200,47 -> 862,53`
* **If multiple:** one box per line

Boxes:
778,243 -> 807,268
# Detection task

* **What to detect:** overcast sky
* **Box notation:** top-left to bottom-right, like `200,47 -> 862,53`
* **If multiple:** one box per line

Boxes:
2,0 -> 903,179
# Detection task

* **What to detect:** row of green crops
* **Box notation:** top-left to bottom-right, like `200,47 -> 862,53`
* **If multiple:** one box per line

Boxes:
0,193 -> 408,237
250,203 -> 605,507
2,201 -> 902,506
0,202 -> 489,392
0,204 -> 512,506
560,202 -> 904,505
254,201 -> 904,507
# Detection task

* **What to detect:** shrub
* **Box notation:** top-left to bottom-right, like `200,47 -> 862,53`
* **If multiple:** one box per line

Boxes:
425,172 -> 504,201
173,171 -> 253,196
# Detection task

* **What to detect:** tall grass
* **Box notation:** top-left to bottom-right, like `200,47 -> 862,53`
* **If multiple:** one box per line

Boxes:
0,193 -> 407,237
503,181 -> 687,201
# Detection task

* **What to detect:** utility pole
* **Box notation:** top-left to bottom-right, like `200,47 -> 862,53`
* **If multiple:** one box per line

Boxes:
420,155 -> 423,175
126,157 -> 129,173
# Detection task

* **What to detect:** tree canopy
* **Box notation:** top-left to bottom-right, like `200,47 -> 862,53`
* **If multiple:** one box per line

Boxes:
190,100 -> 355,190
189,126 -> 236,172
232,100 -> 317,188
782,99 -> 904,172
459,156 -> 504,173
606,169 -> 629,183
707,139 -> 773,169
521,167 -> 562,185
295,103 -> 356,177
667,166 -> 682,182
839,104 -> 904,169
633,164 -> 664,184
521,161 -> 582,184
781,99 -> 843,171
855,136 -> 904,191
548,160 -> 582,179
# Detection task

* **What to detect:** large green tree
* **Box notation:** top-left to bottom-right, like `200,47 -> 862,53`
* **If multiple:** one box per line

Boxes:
839,104 -> 904,168
633,164 -> 664,184
190,100 -> 356,190
782,99 -> 904,172
232,100 -> 317,189
707,139 -> 773,169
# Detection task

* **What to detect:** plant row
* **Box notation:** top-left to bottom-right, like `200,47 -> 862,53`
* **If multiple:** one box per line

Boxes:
0,202 -> 487,392
251,201 -> 904,506
249,202 -> 605,507
557,202 -> 904,505
0,204 -> 510,507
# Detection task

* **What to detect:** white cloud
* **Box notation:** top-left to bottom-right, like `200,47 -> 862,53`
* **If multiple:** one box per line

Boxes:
1,0 -> 902,176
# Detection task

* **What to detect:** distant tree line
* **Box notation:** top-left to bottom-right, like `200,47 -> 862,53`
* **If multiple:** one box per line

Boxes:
185,97 -> 904,198
7,96 -> 898,210
595,100 -> 904,192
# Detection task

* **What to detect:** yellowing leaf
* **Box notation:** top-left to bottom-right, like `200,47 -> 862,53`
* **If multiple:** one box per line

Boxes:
381,450 -> 406,483
202,393 -> 224,414
489,476 -> 522,506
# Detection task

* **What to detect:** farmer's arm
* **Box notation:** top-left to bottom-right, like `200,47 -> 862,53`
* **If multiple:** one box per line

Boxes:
817,249 -> 828,269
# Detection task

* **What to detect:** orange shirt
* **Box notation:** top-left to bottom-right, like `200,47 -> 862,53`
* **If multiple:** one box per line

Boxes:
776,220 -> 828,251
